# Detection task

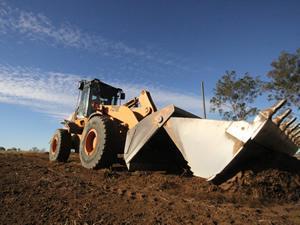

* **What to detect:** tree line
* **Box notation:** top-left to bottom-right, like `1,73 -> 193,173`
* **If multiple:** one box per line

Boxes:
0,147 -> 46,152
210,48 -> 300,120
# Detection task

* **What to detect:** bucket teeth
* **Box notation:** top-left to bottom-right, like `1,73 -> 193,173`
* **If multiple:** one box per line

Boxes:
292,124 -> 300,132
260,99 -> 287,119
294,135 -> 300,142
291,130 -> 300,140
272,108 -> 292,125
290,127 -> 300,139
280,117 -> 297,131
295,137 -> 300,146
286,123 -> 300,136
291,128 -> 300,136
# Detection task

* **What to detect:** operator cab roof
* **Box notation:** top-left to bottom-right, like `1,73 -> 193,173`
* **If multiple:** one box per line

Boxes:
78,79 -> 123,93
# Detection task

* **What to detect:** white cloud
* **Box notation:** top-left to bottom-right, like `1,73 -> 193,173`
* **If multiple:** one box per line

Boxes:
114,82 -> 202,113
0,1 -> 201,74
0,1 -> 205,118
0,64 -> 203,119
0,1 -> 148,58
0,64 -> 84,118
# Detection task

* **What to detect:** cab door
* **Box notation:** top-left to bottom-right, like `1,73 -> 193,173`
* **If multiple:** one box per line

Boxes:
76,87 -> 90,118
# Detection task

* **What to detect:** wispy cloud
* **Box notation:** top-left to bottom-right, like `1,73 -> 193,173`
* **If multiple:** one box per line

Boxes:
0,1 -> 201,74
0,1 -> 205,118
0,1 -> 142,56
0,64 -> 84,118
0,64 -> 203,119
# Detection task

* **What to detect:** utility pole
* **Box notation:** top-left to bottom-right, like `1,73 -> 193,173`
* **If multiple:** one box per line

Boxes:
201,81 -> 207,119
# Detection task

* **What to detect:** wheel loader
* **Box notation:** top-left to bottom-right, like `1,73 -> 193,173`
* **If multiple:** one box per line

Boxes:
50,79 -> 300,183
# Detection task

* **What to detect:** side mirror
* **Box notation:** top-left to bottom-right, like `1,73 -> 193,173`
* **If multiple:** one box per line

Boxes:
120,92 -> 126,100
78,81 -> 85,90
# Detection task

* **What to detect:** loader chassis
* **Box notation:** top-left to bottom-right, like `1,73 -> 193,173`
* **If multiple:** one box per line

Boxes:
49,79 -> 160,169
50,79 -> 300,183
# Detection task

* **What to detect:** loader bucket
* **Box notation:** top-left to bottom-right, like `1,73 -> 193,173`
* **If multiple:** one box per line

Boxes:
124,100 -> 299,183
124,105 -> 199,171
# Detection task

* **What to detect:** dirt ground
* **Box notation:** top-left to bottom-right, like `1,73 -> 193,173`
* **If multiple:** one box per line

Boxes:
1,151 -> 300,225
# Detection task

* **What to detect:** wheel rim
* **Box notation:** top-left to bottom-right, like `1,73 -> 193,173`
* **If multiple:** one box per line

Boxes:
85,129 -> 98,156
51,135 -> 58,154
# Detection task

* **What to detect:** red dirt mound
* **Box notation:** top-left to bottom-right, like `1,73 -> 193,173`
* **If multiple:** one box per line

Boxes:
219,151 -> 300,202
1,151 -> 300,225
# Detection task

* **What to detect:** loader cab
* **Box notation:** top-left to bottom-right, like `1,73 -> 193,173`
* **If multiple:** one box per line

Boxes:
76,79 -> 125,118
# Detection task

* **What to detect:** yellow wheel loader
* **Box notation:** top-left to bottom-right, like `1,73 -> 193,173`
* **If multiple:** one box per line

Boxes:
50,79 -> 300,183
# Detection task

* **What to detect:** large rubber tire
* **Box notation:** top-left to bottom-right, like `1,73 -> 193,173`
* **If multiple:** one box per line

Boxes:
79,116 -> 117,169
49,129 -> 72,162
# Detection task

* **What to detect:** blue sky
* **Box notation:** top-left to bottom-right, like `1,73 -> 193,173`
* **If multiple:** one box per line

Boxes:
0,0 -> 299,150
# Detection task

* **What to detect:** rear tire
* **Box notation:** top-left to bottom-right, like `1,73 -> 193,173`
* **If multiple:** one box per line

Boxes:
49,129 -> 72,162
79,116 -> 116,169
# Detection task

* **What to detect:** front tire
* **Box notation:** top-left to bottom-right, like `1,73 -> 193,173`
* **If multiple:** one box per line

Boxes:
79,116 -> 117,169
49,129 -> 72,162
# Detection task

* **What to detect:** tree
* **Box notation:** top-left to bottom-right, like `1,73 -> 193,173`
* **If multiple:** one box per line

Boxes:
29,147 -> 46,152
265,48 -> 300,109
30,147 -> 39,152
210,71 -> 262,120
7,147 -> 17,151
